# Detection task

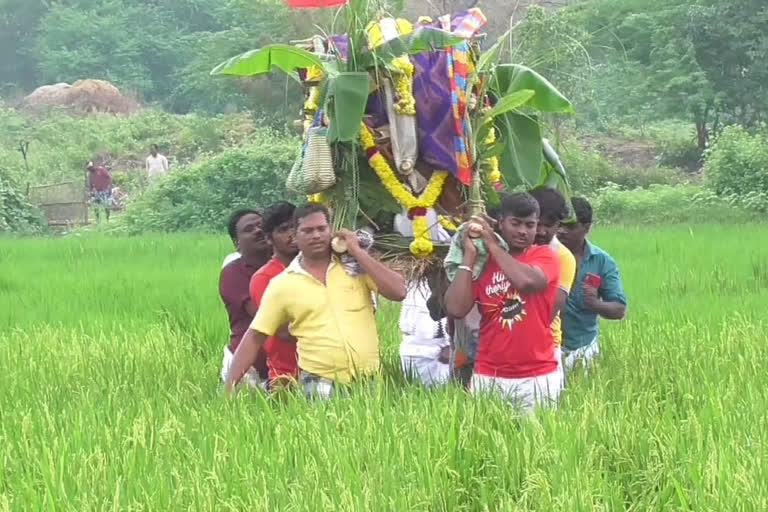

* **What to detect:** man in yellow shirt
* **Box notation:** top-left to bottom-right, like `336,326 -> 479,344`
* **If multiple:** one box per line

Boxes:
530,187 -> 576,385
225,203 -> 407,398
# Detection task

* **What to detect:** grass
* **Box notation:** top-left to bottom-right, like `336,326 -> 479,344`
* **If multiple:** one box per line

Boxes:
1,225 -> 768,510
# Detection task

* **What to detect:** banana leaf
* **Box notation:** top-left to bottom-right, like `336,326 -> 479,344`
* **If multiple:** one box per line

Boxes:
356,27 -> 465,69
540,139 -> 574,221
210,44 -> 322,79
475,89 -> 535,149
325,72 -> 370,143
490,64 -> 573,114
494,112 -> 543,188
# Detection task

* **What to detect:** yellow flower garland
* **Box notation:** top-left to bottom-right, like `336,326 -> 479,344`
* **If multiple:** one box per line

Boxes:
485,126 -> 501,185
391,56 -> 416,116
360,123 -> 448,257
438,215 -> 459,232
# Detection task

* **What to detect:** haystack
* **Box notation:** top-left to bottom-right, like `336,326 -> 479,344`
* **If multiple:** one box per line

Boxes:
19,79 -> 139,114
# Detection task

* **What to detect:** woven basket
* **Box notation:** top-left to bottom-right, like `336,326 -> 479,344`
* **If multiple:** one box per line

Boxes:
286,127 -> 336,195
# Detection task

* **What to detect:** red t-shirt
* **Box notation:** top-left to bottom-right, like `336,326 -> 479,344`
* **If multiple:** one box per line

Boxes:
219,256 -> 269,378
89,167 -> 112,191
472,245 -> 560,379
249,258 -> 298,381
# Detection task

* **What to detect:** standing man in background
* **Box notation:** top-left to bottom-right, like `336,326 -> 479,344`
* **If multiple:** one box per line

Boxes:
86,161 -> 113,222
146,144 -> 169,183
559,197 -> 627,373
219,209 -> 272,389
529,186 -> 576,386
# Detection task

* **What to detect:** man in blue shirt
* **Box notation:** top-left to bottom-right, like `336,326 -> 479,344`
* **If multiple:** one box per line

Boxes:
558,197 -> 627,372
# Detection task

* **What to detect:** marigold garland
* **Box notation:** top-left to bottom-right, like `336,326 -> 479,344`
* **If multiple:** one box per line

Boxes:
391,56 -> 416,116
438,215 -> 459,232
485,126 -> 501,186
360,123 -> 448,257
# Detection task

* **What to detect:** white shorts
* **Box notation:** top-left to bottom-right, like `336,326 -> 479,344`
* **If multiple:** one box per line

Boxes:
563,338 -> 600,374
400,355 -> 451,387
470,370 -> 562,414
554,346 -> 565,388
220,346 -> 267,391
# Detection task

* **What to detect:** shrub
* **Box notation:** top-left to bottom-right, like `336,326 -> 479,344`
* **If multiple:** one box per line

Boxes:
590,183 -> 758,224
0,167 -> 46,234
119,131 -> 299,234
704,125 -> 768,197
563,143 -> 683,193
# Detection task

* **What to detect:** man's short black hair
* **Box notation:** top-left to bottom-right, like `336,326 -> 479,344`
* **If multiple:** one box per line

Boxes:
499,192 -> 540,219
263,201 -> 296,234
151,143 -> 158,151
227,208 -> 261,241
294,202 -> 330,227
571,197 -> 593,225
529,186 -> 569,223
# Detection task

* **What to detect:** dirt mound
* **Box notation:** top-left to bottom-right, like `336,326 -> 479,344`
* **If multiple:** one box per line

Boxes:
579,135 -> 658,169
19,79 -> 139,115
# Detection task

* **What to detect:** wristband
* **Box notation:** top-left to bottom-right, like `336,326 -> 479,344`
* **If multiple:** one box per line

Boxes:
457,265 -> 472,273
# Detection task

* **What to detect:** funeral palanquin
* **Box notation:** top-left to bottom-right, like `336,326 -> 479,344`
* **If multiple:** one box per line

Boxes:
212,1 -> 574,258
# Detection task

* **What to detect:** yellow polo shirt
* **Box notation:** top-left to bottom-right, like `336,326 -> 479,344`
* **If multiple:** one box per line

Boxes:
250,256 -> 380,383
551,240 -> 576,346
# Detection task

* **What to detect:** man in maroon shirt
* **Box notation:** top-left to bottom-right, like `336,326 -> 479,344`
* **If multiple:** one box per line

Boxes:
249,201 -> 300,389
219,208 -> 272,388
86,161 -> 113,222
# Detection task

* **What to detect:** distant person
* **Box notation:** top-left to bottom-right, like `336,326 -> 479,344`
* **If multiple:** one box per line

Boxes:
146,144 -> 169,183
559,197 -> 627,372
248,202 -> 300,389
86,161 -> 113,222
225,203 -> 407,399
219,209 -> 272,389
399,277 -> 451,387
529,186 -> 576,385
444,193 -> 562,413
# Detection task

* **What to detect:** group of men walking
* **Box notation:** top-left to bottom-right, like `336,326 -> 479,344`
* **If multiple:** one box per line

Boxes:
219,188 -> 627,413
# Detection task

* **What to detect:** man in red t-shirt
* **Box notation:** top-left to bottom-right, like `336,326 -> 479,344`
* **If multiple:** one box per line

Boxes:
445,193 -> 561,413
249,201 -> 299,388
86,161 -> 113,222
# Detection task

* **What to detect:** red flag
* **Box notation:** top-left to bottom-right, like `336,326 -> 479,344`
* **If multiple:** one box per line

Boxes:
284,0 -> 346,7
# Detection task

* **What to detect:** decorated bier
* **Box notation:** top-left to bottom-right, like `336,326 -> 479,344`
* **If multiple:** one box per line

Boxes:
212,1 -> 573,261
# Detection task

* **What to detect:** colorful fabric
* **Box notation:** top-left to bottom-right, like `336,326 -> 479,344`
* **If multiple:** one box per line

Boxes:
449,8 -> 488,38
446,41 -> 472,185
562,241 -> 627,351
249,258 -> 298,383
413,51 -> 459,175
472,246 -> 560,379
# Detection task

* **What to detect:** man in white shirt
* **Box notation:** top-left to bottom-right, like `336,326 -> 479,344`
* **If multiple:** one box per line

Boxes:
146,144 -> 169,182
399,278 -> 451,387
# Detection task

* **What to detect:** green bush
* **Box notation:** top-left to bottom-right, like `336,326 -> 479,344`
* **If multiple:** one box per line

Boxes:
590,184 -> 758,224
563,143 -> 683,193
0,167 -> 46,234
704,125 -> 768,197
0,108 -> 268,187
119,131 -> 299,234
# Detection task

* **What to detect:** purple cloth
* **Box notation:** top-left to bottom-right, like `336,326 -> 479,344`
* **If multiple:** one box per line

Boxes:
329,35 -> 349,60
413,51 -> 458,175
